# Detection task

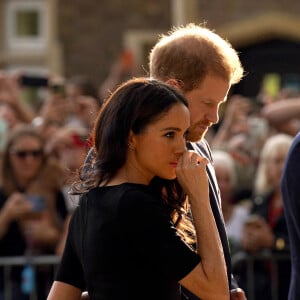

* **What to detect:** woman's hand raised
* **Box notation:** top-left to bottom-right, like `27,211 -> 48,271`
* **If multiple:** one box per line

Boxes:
175,150 -> 209,201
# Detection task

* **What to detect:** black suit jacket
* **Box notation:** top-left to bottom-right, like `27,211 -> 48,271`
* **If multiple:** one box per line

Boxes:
281,131 -> 300,300
188,140 -> 236,290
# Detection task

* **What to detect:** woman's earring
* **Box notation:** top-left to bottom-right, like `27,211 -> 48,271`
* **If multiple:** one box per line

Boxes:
128,143 -> 134,150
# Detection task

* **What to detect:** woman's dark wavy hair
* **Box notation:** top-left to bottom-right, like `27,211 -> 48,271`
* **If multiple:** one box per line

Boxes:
74,77 -> 195,243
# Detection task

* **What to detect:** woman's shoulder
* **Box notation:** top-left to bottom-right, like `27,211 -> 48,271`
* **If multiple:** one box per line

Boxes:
82,183 -> 161,214
88,183 -> 151,196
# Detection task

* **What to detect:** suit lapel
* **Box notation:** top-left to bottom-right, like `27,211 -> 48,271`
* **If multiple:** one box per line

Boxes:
188,142 -> 221,207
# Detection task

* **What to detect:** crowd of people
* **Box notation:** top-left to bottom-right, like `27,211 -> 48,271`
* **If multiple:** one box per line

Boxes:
0,23 -> 299,300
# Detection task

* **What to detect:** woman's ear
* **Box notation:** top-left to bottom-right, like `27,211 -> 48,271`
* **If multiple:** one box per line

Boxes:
128,130 -> 136,150
165,79 -> 183,91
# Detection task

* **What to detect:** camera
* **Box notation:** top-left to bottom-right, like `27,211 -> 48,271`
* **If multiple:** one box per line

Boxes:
19,74 -> 49,88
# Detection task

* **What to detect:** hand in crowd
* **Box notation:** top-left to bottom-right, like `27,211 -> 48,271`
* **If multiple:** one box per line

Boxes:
0,72 -> 20,104
226,133 -> 253,165
0,72 -> 35,123
22,215 -> 60,247
74,95 -> 100,129
212,95 -> 253,149
39,93 -> 71,125
223,95 -> 252,130
241,215 -> 275,253
1,192 -> 33,222
99,50 -> 139,99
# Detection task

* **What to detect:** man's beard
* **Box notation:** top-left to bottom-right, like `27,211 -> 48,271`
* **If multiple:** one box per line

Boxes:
187,126 -> 207,142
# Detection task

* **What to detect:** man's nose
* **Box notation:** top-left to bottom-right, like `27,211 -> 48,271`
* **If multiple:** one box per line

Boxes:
206,107 -> 219,124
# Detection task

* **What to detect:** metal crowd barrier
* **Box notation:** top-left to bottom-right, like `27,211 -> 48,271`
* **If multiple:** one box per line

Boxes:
232,250 -> 291,300
0,255 -> 60,300
0,252 -> 291,300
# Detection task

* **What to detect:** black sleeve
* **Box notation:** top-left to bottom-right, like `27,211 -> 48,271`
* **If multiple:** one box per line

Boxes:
118,189 -> 201,281
281,133 -> 300,215
55,190 -> 68,221
55,207 -> 86,290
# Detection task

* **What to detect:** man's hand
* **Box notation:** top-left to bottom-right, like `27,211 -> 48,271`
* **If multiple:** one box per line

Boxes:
230,288 -> 247,300
81,291 -> 89,300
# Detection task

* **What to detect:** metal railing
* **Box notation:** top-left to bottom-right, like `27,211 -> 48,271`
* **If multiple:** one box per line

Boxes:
0,255 -> 60,300
0,252 -> 291,300
232,250 -> 291,300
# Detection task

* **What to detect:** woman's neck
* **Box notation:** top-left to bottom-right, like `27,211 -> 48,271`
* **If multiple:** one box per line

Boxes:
105,166 -> 151,186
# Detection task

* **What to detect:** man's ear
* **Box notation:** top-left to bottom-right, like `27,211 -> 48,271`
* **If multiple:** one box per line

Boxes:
165,79 -> 183,91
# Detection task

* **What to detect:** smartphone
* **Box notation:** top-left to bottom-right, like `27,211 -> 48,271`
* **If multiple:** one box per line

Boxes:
26,195 -> 46,212
19,75 -> 49,88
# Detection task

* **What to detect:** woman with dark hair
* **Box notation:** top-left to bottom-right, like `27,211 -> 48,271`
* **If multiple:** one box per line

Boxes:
47,77 -> 229,300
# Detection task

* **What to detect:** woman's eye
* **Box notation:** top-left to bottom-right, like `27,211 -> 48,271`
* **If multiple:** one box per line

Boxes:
165,132 -> 175,138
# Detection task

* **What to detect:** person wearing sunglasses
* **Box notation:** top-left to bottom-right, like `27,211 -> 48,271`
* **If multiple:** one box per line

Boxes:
0,125 -> 68,300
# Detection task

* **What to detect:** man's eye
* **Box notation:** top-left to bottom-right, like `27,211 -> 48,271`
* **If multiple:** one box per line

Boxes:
183,130 -> 189,139
204,101 -> 213,107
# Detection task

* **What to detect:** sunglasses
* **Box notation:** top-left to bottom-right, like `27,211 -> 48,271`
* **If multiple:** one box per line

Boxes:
10,149 -> 43,159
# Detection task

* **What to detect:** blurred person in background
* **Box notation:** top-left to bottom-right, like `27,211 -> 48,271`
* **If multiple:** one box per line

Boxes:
46,126 -> 91,203
211,94 -> 270,200
211,95 -> 253,148
261,97 -> 300,136
237,133 -> 293,300
36,74 -> 102,134
65,75 -> 103,131
0,125 -> 68,300
99,49 -> 141,100
0,102 -> 25,155
0,72 -> 35,124
66,75 -> 99,101
45,125 -> 91,256
212,150 -> 250,255
0,102 -> 27,131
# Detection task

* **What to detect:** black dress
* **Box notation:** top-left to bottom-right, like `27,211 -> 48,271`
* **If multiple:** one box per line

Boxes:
56,183 -> 200,300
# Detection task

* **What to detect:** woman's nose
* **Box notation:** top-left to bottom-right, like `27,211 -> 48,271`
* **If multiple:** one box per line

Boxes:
175,138 -> 187,154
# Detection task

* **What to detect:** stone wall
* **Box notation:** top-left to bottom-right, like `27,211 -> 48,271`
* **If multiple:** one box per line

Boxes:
58,0 -> 171,85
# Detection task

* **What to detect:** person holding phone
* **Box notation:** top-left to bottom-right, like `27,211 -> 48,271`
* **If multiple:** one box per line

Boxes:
47,77 -> 229,300
0,125 -> 68,300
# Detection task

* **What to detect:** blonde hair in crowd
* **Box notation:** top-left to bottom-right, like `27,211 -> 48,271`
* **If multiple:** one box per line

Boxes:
254,133 -> 293,195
